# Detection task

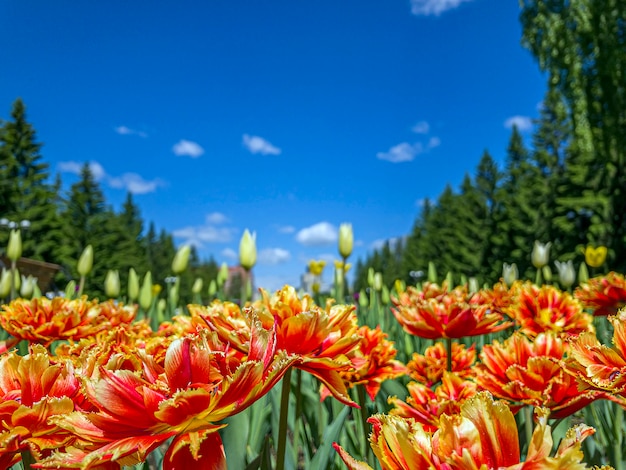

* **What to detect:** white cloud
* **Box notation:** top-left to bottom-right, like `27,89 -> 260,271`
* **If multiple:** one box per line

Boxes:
206,212 -> 228,225
278,225 -> 296,234
296,222 -> 338,246
242,134 -> 281,155
412,121 -> 430,134
221,248 -> 238,260
376,142 -> 424,163
108,173 -> 165,194
115,126 -> 147,138
428,136 -> 441,149
410,0 -> 474,16
173,139 -> 204,158
57,160 -> 106,181
504,115 -> 533,132
258,248 -> 291,265
173,219 -> 236,249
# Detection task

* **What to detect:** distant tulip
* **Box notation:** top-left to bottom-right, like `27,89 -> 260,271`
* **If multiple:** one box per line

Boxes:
64,280 -> 76,299
585,245 -> 607,268
367,267 -> 375,287
555,260 -> 576,288
532,241 -> 551,269
359,289 -> 369,308
578,262 -> 589,283
139,271 -> 153,311
77,245 -> 93,276
127,268 -> 139,301
104,270 -> 120,298
192,277 -> 203,294
381,285 -> 390,304
208,279 -> 217,297
7,229 -> 22,262
20,275 -> 36,299
217,262 -> 229,285
338,223 -> 353,259
502,263 -> 518,286
171,245 -> 191,274
0,269 -> 11,298
308,259 -> 326,276
239,229 -> 257,270
373,272 -> 383,291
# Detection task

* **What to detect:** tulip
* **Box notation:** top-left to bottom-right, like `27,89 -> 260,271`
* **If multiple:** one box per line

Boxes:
7,229 -> 22,262
217,262 -> 229,285
381,285 -> 390,304
208,279 -> 217,297
367,268 -> 375,287
578,262 -> 589,283
373,272 -> 383,291
139,271 -> 153,311
127,268 -> 139,301
20,275 -> 36,299
555,260 -> 576,288
338,223 -> 353,259
239,229 -> 257,270
64,280 -> 76,299
308,259 -> 326,276
77,245 -> 94,276
104,270 -> 120,298
585,245 -> 607,268
192,277 -> 203,294
502,263 -> 518,286
0,269 -> 10,298
171,245 -> 191,274
532,241 -> 551,269
359,289 -> 369,308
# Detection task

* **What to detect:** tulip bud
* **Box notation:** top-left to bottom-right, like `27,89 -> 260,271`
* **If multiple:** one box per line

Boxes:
157,298 -> 167,318
7,229 -> 22,262
338,223 -> 353,259
208,279 -> 217,297
192,277 -> 203,294
502,263 -> 519,287
445,271 -> 454,287
427,262 -> 438,283
169,277 -> 180,307
542,265 -> 553,283
373,272 -> 383,291
468,277 -> 479,294
77,245 -> 94,276
12,270 -> 20,291
171,245 -> 191,274
0,269 -> 11,298
531,241 -> 551,269
359,289 -> 369,307
139,271 -> 153,311
394,279 -> 405,294
104,270 -> 120,298
367,268 -> 375,287
217,262 -> 229,285
239,229 -> 257,270
381,285 -> 390,304
127,268 -> 139,301
554,260 -> 575,288
32,283 -> 42,299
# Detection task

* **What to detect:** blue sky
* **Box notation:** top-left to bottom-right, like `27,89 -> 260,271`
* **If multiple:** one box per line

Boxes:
0,0 -> 546,291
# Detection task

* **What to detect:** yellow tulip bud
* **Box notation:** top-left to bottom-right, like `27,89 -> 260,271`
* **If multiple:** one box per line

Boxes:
171,245 -> 191,274
338,223 -> 353,259
77,245 -> 94,276
0,269 -> 11,298
7,229 -> 22,262
308,260 -> 326,276
104,270 -> 120,298
127,268 -> 139,301
139,271 -> 153,310
192,277 -> 203,294
20,275 -> 36,299
239,229 -> 257,270
585,245 -> 607,268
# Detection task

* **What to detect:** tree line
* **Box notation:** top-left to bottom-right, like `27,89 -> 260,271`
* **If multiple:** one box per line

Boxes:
0,99 -> 218,300
354,1 -> 625,291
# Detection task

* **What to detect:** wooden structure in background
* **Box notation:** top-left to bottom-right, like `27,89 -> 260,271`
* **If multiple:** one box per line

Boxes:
0,256 -> 62,293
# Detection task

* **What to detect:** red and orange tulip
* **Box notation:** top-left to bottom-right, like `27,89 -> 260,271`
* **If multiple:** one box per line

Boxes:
474,332 -> 603,418
392,285 -> 512,339
575,272 -> 626,316
335,392 -> 603,470
37,317 -> 297,469
0,297 -> 136,347
406,342 -> 476,386
504,282 -> 593,338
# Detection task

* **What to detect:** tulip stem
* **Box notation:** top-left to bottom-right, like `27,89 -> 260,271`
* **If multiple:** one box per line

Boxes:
10,260 -> 16,301
446,337 -> 452,372
276,367 -> 292,470
357,385 -> 373,467
613,404 -> 623,470
78,275 -> 86,297
21,449 -> 35,469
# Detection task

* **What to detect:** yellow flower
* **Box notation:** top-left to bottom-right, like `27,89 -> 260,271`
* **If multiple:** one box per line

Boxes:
585,245 -> 607,268
308,259 -> 326,276
334,260 -> 351,273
